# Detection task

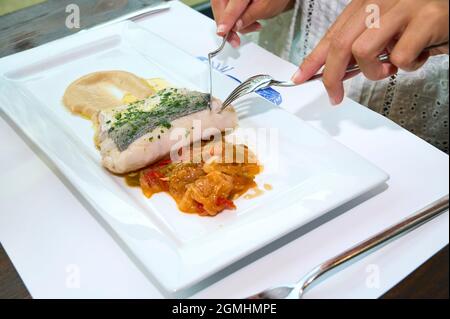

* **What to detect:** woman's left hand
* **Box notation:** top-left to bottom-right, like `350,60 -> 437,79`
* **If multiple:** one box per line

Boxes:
291,0 -> 449,105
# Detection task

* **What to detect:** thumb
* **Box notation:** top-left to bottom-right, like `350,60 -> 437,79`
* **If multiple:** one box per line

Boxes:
217,0 -> 251,36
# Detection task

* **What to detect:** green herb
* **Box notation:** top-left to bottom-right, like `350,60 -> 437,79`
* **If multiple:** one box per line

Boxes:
159,119 -> 172,129
108,88 -> 209,151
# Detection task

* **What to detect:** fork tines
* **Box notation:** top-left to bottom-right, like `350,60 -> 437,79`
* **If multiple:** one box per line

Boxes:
222,81 -> 254,110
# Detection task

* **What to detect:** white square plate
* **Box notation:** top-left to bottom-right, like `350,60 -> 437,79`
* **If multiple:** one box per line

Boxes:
0,22 -> 388,293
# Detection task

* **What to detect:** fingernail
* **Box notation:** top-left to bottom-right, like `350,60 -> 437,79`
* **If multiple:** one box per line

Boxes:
230,38 -> 240,48
217,24 -> 226,35
235,19 -> 243,31
291,69 -> 303,83
330,97 -> 342,106
329,96 -> 339,106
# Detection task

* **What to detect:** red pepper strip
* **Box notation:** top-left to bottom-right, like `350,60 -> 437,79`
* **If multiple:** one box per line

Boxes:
144,170 -> 165,180
216,197 -> 236,210
157,158 -> 172,167
144,170 -> 168,191
195,202 -> 207,215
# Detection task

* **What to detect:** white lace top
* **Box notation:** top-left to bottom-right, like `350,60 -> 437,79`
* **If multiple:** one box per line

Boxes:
248,0 -> 449,152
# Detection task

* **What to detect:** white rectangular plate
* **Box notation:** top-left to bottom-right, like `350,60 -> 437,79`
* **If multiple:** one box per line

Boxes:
0,22 -> 389,293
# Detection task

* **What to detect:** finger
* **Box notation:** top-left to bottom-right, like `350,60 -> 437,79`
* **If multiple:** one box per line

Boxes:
291,43 -> 328,84
291,0 -> 365,84
323,0 -> 402,103
228,31 -> 241,48
235,2 -> 267,32
238,22 -> 262,34
237,0 -> 304,32
324,0 -> 401,104
323,8 -> 371,105
391,29 -> 431,71
390,7 -> 449,71
217,0 -> 251,36
211,0 -> 228,28
212,0 -> 242,46
352,5 -> 407,80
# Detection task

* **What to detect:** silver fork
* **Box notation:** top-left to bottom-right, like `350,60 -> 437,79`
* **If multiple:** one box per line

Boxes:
208,33 -> 230,109
221,42 -> 448,112
247,194 -> 449,299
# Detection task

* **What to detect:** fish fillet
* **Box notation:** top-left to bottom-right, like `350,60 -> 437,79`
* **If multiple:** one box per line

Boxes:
96,88 -> 238,174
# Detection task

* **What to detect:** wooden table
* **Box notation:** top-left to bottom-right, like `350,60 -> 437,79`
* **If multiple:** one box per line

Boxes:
0,0 -> 166,57
0,243 -> 448,299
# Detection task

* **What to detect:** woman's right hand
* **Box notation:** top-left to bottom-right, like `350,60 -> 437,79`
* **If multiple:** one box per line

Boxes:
211,0 -> 295,48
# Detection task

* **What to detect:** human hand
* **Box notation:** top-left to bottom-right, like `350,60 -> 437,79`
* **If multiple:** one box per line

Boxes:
291,0 -> 449,105
211,0 -> 294,48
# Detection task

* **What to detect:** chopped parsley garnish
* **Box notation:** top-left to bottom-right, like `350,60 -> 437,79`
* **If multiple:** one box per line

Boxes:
108,88 -> 208,151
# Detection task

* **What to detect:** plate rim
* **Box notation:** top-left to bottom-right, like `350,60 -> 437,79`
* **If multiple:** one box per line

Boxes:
0,21 -> 389,293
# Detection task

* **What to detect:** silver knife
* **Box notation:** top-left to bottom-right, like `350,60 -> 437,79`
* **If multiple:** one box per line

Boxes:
89,3 -> 171,31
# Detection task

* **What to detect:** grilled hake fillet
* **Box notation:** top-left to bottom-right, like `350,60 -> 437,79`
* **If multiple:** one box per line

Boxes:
96,88 -> 238,174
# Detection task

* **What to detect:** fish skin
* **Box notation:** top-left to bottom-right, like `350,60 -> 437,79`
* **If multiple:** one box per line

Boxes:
107,88 -> 210,151
96,88 -> 238,174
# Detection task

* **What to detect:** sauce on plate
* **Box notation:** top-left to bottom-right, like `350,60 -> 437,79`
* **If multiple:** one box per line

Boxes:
125,141 -> 262,216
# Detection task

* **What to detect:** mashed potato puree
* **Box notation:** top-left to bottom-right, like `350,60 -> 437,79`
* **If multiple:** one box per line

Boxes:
63,71 -> 170,118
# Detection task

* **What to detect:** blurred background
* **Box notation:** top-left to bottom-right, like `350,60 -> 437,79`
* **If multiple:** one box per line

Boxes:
0,0 -> 293,61
0,0 -> 214,58
0,0 -> 213,16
